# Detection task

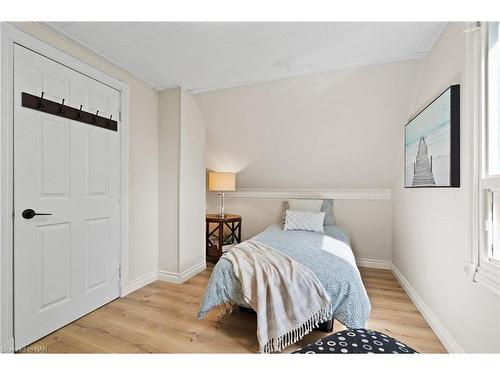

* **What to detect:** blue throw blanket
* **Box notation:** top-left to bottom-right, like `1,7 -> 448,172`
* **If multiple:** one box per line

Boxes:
198,224 -> 371,329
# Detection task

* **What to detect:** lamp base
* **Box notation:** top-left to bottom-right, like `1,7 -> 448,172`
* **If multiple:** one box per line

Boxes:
217,192 -> 226,218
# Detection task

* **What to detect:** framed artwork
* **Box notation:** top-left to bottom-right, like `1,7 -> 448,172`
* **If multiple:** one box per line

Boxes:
405,85 -> 460,188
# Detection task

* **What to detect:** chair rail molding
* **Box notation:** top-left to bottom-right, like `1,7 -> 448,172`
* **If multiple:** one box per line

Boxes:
226,188 -> 392,200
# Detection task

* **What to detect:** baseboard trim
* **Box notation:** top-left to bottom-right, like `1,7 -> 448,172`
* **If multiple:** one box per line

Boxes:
391,263 -> 463,353
121,271 -> 158,297
1,337 -> 14,354
158,261 -> 206,284
120,261 -> 207,294
356,258 -> 392,270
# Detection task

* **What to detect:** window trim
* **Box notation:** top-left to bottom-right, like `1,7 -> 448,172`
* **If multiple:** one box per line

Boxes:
467,21 -> 500,296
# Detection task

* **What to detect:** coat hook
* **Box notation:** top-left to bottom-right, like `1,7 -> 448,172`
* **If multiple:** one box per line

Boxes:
93,110 -> 99,123
107,114 -> 113,126
76,105 -> 83,119
37,92 -> 45,108
58,98 -> 65,114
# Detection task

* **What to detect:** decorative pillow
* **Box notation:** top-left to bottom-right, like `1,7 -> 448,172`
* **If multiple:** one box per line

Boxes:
284,210 -> 326,233
281,199 -> 336,226
280,201 -> 289,226
292,328 -> 419,354
288,199 -> 323,213
321,199 -> 336,226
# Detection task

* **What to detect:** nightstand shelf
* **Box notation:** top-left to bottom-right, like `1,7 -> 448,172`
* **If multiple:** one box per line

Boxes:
206,214 -> 242,263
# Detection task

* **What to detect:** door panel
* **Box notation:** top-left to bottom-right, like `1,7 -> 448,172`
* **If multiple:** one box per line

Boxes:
38,222 -> 71,309
39,118 -> 70,197
85,217 -> 109,290
40,71 -> 71,103
14,44 -> 121,350
86,128 -> 109,196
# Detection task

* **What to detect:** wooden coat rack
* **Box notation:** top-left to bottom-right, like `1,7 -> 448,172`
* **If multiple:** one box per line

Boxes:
21,92 -> 118,131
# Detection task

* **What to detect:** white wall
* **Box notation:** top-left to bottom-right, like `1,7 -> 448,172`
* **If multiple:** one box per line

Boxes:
158,88 -> 181,274
9,23 -> 160,289
158,88 -> 206,276
179,90 -> 206,273
392,22 -> 500,353
198,60 -> 421,189
198,60 -> 420,262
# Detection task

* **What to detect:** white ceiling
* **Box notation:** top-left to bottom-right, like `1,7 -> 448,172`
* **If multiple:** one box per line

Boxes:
46,22 -> 446,93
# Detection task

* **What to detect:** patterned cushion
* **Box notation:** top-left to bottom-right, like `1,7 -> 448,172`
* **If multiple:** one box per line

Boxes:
284,210 -> 325,233
293,328 -> 418,354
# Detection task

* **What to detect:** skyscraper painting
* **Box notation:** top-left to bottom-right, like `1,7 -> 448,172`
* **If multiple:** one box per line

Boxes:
405,85 -> 460,188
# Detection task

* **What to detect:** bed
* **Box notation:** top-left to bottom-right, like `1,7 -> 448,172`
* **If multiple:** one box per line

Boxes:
198,223 -> 371,332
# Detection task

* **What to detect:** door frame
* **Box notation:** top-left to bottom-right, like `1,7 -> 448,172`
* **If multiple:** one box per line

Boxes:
0,23 -> 130,352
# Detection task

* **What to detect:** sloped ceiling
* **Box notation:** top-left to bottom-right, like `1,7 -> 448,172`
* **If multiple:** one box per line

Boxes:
46,22 -> 446,92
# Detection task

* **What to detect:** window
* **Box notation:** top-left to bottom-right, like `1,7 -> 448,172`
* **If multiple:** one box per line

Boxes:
492,190 -> 500,262
485,22 -> 500,265
487,22 -> 500,176
472,21 -> 500,294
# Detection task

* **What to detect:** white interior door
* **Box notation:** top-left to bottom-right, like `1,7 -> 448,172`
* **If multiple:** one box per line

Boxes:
13,45 -> 121,350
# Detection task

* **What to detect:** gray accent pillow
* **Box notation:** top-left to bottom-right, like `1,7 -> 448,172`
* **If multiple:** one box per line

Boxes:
280,199 -> 336,227
321,199 -> 336,226
281,201 -> 289,226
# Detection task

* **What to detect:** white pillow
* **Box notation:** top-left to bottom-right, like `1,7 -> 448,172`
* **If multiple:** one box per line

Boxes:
288,199 -> 323,213
284,210 -> 325,233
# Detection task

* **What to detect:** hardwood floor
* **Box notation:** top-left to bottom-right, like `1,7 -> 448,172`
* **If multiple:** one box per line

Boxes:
24,265 -> 447,354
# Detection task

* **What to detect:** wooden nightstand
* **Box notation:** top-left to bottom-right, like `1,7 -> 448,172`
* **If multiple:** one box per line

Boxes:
206,214 -> 242,262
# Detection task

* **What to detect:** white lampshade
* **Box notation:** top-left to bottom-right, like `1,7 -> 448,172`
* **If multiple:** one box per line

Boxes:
208,172 -> 236,192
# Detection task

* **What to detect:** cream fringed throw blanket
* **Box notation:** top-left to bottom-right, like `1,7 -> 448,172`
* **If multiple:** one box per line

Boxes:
222,240 -> 332,353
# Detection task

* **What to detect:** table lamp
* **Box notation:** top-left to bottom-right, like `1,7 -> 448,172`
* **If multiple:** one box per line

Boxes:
208,172 -> 235,218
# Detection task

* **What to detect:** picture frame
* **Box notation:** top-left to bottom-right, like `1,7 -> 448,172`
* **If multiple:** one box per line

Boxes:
404,85 -> 460,188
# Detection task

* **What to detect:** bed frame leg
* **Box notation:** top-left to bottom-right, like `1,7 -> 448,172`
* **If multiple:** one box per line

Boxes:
238,306 -> 256,314
316,319 -> 334,333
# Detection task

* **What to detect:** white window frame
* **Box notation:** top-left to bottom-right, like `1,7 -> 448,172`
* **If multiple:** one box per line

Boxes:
466,21 -> 500,296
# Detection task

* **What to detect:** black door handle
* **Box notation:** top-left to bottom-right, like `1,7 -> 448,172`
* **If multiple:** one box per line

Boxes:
22,209 -> 52,219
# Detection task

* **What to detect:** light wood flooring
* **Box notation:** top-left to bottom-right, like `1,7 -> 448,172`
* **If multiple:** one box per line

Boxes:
24,265 -> 447,353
